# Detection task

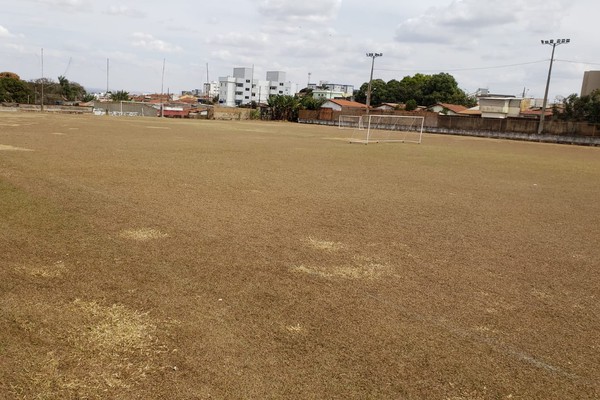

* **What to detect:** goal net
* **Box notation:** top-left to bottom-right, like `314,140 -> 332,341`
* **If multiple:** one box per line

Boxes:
93,101 -> 159,117
338,115 -> 364,130
348,114 -> 425,144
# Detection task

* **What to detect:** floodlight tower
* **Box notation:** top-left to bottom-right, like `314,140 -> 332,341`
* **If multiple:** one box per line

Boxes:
538,38 -> 570,134
365,52 -> 382,115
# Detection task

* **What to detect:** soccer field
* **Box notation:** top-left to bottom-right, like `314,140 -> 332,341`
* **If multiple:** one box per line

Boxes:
1,112 -> 599,399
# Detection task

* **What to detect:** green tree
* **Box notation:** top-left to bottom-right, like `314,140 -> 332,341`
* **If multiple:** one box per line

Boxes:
354,73 -> 475,108
0,73 -> 33,103
57,75 -> 87,101
299,95 -> 326,110
355,79 -> 388,106
405,99 -> 418,111
82,93 -> 96,102
268,95 -> 300,121
559,90 -> 600,123
109,90 -> 131,101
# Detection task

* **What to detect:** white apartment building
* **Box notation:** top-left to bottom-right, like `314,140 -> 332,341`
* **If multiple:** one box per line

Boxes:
307,82 -> 354,99
202,81 -> 219,100
218,68 -> 298,107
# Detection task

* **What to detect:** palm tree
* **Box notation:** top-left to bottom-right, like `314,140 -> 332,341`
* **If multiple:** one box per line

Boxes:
109,90 -> 131,102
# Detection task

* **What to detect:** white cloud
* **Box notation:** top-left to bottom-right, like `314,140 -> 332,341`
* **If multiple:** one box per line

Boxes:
0,25 -> 13,38
31,0 -> 92,11
206,32 -> 270,49
131,32 -> 182,53
107,5 -> 146,18
395,0 -> 571,45
258,0 -> 342,24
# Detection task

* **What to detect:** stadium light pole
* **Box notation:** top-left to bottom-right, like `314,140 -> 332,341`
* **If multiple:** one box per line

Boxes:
538,38 -> 570,134
365,52 -> 382,115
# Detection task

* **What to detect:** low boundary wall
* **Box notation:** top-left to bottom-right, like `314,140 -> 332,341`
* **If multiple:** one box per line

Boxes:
299,109 -> 600,146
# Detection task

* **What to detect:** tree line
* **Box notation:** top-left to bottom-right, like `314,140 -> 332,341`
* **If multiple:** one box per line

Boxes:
3,69 -> 600,124
554,91 -> 600,124
353,72 -> 477,109
0,71 -> 132,105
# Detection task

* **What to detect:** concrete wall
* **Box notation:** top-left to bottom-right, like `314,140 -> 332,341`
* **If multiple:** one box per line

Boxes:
298,109 -> 600,146
213,107 -> 252,120
4,104 -> 93,114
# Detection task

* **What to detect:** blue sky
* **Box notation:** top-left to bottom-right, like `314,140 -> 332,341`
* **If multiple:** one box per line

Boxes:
1,0 -> 597,100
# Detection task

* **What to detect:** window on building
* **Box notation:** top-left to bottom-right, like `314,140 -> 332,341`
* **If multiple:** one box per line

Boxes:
236,83 -> 243,87
235,91 -> 243,95
245,96 -> 249,99
279,82 -> 284,86
246,79 -> 250,83
245,88 -> 250,91
278,91 -> 283,94
270,86 -> 276,90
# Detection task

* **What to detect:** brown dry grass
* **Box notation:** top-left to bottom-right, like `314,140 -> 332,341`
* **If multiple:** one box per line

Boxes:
1,112 -> 600,399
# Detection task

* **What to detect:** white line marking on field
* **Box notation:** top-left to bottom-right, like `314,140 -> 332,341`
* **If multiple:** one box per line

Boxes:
365,292 -> 581,381
0,144 -> 34,151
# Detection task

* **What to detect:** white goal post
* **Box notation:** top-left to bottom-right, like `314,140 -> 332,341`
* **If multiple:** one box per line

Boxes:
342,114 -> 425,144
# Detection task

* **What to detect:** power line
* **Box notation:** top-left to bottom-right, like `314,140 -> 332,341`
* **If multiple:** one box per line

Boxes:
375,59 -> 548,73
556,59 -> 600,66
374,59 -> 600,74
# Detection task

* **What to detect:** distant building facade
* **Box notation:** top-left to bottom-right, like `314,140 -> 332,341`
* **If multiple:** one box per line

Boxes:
202,81 -> 219,100
581,71 -> 600,96
479,97 -> 522,119
307,81 -> 354,99
218,68 -> 298,107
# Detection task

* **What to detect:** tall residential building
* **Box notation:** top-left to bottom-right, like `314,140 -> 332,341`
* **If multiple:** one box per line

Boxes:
218,68 -> 298,107
202,81 -> 219,100
581,71 -> 600,97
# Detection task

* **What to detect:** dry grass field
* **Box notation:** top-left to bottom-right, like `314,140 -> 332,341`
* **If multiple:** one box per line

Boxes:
1,112 -> 599,399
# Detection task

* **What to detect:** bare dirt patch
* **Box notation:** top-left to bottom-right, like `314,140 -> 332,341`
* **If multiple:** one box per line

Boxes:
119,228 -> 168,241
26,299 -> 167,397
292,255 -> 392,280
305,236 -> 345,251
14,260 -> 68,278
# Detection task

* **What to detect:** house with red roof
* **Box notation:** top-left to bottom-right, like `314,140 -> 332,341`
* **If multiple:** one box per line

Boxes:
321,99 -> 368,112
429,103 -> 468,116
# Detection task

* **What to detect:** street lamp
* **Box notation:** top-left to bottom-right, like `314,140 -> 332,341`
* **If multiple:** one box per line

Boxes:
538,38 -> 570,134
366,52 -> 382,115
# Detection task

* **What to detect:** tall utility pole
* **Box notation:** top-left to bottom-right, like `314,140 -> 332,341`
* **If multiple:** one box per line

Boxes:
365,52 -> 382,115
206,62 -> 210,102
106,58 -> 110,95
160,58 -> 166,117
538,38 -> 570,134
40,48 -> 44,111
